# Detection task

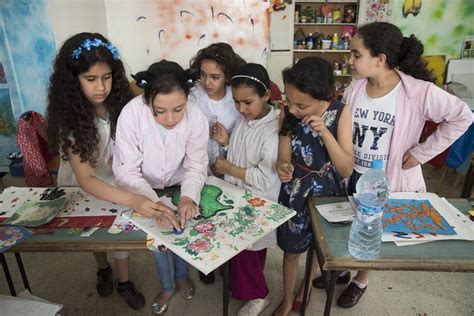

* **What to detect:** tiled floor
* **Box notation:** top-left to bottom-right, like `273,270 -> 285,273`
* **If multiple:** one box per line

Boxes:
1,165 -> 473,315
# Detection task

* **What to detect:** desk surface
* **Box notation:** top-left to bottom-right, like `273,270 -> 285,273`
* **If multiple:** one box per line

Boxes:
309,197 -> 474,272
9,228 -> 148,253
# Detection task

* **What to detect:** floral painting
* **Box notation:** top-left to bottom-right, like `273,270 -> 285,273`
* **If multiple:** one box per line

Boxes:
0,225 -> 33,253
360,0 -> 393,23
123,176 -> 295,275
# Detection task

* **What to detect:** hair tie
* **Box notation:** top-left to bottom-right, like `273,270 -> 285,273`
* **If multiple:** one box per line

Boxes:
231,75 -> 268,90
71,38 -> 119,61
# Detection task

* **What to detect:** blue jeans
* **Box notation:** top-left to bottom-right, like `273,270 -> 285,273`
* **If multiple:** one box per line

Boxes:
153,250 -> 188,293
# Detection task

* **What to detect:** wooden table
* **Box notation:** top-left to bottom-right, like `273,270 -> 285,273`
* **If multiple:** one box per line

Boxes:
300,196 -> 474,316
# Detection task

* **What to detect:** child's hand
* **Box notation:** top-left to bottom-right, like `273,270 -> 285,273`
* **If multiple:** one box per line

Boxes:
131,196 -> 179,230
277,162 -> 294,183
303,115 -> 328,136
211,122 -> 229,146
177,196 -> 199,229
402,151 -> 420,169
212,156 -> 230,175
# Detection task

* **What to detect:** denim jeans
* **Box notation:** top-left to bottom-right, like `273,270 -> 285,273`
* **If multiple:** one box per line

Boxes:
153,250 -> 188,293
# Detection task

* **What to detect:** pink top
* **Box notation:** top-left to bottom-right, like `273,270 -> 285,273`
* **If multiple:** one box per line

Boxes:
344,70 -> 473,192
112,95 -> 209,204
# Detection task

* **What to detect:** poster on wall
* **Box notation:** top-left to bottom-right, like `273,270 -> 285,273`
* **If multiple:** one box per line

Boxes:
358,0 -> 393,24
0,0 -> 56,167
105,0 -> 270,74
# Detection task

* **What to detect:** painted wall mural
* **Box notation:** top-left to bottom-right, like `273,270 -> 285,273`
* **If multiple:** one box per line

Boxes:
391,0 -> 474,59
105,0 -> 270,74
0,0 -> 56,167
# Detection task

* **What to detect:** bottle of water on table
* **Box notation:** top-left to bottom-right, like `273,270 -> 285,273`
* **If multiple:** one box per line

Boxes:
348,159 -> 390,260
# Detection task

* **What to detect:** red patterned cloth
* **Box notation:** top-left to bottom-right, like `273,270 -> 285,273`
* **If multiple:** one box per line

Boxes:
15,111 -> 54,187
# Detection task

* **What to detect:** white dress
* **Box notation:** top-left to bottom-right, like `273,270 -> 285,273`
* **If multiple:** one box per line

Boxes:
57,117 -> 113,186
224,106 -> 281,250
188,85 -> 240,166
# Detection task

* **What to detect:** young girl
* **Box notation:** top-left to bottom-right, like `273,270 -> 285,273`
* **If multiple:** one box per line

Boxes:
188,42 -> 246,283
47,33 -> 178,310
326,22 -> 472,309
112,60 -> 208,315
273,57 -> 354,316
212,63 -> 279,315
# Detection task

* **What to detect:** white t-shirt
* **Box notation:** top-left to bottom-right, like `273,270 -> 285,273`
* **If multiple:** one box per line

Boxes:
57,117 -> 113,186
352,82 -> 400,174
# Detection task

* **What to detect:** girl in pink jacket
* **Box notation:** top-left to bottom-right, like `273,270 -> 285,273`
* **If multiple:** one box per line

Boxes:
318,22 -> 472,309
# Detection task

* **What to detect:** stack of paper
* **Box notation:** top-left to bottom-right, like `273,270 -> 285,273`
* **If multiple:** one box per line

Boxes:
0,290 -> 63,316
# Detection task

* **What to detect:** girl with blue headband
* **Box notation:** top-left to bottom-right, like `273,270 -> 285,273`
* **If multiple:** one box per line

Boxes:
47,32 -> 179,310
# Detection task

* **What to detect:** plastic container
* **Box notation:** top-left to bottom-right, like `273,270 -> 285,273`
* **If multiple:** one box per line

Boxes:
321,39 -> 332,50
306,33 -> 314,50
348,160 -> 390,260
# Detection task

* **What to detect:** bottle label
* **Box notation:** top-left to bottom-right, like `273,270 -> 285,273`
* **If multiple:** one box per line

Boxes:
357,205 -> 383,223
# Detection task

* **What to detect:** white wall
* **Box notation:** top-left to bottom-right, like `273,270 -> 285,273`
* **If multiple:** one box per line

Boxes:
48,0 -> 108,49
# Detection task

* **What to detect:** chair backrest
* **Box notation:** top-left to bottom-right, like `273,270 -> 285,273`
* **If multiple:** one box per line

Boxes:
15,111 -> 54,187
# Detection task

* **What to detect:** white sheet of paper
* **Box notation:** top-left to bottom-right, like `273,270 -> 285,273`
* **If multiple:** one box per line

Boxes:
0,290 -> 62,316
316,201 -> 355,223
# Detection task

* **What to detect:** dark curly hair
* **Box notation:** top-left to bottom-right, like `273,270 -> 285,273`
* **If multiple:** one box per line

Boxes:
132,60 -> 199,114
189,42 -> 246,84
280,57 -> 335,136
357,22 -> 435,82
47,32 -> 133,166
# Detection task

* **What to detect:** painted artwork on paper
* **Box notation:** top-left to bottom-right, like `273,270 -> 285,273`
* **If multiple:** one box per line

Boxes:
0,0 -> 56,166
0,187 -> 131,228
3,197 -> 67,227
123,176 -> 295,274
171,184 -> 233,218
105,0 -> 270,74
0,226 -> 33,253
382,199 -> 456,235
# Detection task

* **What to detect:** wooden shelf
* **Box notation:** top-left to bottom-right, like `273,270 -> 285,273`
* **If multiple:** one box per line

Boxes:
294,49 -> 350,53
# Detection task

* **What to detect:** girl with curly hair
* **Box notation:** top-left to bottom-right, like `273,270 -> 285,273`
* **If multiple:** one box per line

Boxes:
188,42 -> 246,284
46,32 -> 178,310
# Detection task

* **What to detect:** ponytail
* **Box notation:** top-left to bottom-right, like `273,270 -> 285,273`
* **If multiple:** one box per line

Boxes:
398,35 -> 435,82
357,22 -> 435,83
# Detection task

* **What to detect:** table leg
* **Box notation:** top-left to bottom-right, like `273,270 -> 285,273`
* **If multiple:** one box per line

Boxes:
323,270 -> 340,316
223,261 -> 229,316
1,253 -> 16,296
15,253 -> 31,292
300,247 -> 314,316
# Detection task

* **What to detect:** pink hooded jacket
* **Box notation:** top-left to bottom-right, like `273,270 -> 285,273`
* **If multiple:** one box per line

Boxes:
343,70 -> 473,192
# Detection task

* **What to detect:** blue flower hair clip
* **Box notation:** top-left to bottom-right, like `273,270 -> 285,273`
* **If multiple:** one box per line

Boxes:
71,38 -> 119,61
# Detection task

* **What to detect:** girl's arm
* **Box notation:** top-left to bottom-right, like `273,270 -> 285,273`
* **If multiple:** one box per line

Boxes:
67,150 -> 178,227
112,106 -> 162,202
303,105 -> 354,178
277,110 -> 294,183
409,84 -> 473,165
213,157 -> 246,180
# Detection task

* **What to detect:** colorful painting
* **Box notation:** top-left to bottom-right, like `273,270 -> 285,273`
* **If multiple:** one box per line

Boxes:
391,0 -> 474,59
0,0 -> 56,167
3,197 -> 67,227
380,192 -> 474,243
383,199 -> 456,235
171,184 -> 233,218
0,226 -> 33,253
123,176 -> 295,274
0,187 -> 131,228
360,0 -> 393,23
104,0 -> 270,74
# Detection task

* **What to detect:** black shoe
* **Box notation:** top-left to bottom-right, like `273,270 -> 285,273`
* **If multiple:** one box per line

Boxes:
96,264 -> 113,297
199,271 -> 215,284
312,271 -> 351,289
337,282 -> 367,308
116,281 -> 145,310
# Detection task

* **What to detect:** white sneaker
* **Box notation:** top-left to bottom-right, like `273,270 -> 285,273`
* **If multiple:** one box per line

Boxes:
237,295 -> 271,316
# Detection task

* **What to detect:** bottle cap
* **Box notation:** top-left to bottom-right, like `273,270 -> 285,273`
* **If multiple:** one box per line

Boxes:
372,159 -> 383,170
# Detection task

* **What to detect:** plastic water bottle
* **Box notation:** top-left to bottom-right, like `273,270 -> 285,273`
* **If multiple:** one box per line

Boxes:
348,160 -> 390,260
